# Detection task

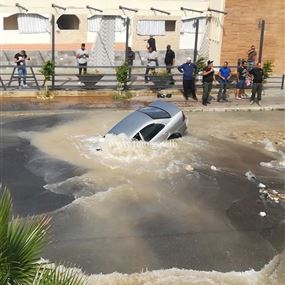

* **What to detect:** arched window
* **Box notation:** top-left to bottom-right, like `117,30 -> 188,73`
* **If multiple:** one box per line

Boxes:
4,14 -> 18,30
56,15 -> 80,30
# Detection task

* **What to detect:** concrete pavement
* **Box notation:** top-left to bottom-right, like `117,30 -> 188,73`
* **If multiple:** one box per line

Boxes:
0,86 -> 284,112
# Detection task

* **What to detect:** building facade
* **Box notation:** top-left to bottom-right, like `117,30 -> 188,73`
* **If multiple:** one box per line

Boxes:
0,0 -> 284,73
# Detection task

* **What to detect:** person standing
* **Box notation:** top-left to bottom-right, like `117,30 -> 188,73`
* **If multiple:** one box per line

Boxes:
146,35 -> 156,51
144,47 -> 158,83
217,61 -> 232,102
247,45 -> 257,71
236,60 -> 248,99
164,44 -> 175,74
126,46 -> 135,79
76,43 -> 89,75
177,57 -> 197,101
14,50 -> 31,88
202,60 -> 216,106
249,62 -> 264,106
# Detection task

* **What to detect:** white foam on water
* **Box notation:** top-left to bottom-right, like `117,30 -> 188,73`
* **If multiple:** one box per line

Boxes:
245,170 -> 257,182
43,176 -> 104,199
260,160 -> 285,170
258,139 -> 285,171
260,138 -> 279,153
41,253 -> 284,285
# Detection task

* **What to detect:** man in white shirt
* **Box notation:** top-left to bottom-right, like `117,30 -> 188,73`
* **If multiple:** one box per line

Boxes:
76,43 -> 89,75
145,47 -> 158,83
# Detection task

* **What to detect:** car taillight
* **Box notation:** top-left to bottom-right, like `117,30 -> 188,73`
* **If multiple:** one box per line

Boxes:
182,111 -> 186,121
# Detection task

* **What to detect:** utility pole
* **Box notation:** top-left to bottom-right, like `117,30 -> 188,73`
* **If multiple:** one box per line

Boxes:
125,17 -> 130,62
51,14 -> 55,89
258,19 -> 265,63
193,19 -> 200,63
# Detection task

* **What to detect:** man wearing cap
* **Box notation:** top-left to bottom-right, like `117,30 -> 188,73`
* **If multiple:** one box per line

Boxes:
202,60 -> 216,106
177,57 -> 198,101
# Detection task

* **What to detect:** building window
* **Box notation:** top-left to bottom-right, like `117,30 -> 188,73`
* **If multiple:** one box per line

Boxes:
165,20 -> 176,32
56,15 -> 79,30
4,14 -> 18,30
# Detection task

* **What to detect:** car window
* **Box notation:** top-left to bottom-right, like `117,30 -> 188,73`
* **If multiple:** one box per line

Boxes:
139,123 -> 165,141
138,107 -> 171,119
133,132 -> 142,141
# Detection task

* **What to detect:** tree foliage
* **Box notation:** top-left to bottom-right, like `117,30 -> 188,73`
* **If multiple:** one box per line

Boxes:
39,61 -> 55,81
263,60 -> 274,79
0,185 -> 86,285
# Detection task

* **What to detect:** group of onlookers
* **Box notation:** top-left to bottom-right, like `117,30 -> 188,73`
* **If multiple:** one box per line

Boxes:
13,41 -> 264,106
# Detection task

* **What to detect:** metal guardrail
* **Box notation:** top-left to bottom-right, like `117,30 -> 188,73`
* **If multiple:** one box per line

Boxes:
0,65 -> 284,91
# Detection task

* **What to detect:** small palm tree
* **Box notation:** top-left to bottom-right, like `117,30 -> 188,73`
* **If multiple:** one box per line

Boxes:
0,185 -> 86,285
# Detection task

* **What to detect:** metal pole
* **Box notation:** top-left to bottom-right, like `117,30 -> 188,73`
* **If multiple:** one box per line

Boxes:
281,74 -> 284,90
258,19 -> 265,63
193,19 -> 199,63
51,14 -> 55,89
125,17 -> 130,62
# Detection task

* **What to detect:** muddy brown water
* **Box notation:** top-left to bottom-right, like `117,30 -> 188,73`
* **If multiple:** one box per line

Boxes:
1,108 -> 284,280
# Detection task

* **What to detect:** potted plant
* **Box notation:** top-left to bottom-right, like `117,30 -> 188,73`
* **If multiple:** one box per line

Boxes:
149,70 -> 173,87
39,60 -> 55,97
77,69 -> 103,89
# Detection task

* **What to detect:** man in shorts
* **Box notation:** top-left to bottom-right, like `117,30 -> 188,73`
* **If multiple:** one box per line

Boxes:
236,60 -> 248,99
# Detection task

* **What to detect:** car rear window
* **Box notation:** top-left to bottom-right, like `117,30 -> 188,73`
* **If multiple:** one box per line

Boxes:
138,106 -> 171,119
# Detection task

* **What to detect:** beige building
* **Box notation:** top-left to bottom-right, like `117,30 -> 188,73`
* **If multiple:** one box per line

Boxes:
0,0 -> 284,73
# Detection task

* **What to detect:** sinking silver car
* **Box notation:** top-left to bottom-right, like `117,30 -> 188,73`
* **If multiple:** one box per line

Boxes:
107,100 -> 187,142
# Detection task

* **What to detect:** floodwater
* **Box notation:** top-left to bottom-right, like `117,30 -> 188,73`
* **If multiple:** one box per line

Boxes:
1,108 -> 285,284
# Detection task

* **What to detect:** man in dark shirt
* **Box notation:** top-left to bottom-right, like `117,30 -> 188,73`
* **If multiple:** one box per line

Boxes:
14,50 -> 31,88
178,57 -> 197,101
164,44 -> 175,74
249,62 -> 264,106
126,46 -> 135,79
202,60 -> 216,106
146,35 -> 156,51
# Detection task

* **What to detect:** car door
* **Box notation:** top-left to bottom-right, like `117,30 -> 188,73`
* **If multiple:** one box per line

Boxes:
134,123 -> 165,142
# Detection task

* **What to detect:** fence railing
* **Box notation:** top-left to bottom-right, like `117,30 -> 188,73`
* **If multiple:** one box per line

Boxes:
0,65 -> 284,91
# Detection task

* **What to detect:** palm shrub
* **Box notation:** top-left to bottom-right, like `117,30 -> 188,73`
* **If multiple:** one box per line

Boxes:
0,185 -> 86,285
263,60 -> 274,80
196,56 -> 207,73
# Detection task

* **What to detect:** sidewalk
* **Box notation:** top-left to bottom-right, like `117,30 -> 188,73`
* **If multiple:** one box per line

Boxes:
0,87 -> 284,112
129,88 -> 285,112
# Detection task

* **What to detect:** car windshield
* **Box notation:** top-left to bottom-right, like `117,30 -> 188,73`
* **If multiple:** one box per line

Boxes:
134,123 -> 165,142
138,106 -> 171,119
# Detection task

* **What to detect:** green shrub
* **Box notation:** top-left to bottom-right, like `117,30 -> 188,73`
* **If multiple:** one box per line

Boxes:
196,56 -> 207,73
39,60 -> 55,81
263,60 -> 274,79
116,62 -> 129,85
